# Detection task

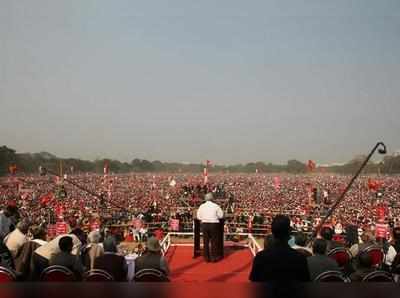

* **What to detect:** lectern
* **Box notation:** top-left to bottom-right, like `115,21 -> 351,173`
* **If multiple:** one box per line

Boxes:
193,218 -> 224,259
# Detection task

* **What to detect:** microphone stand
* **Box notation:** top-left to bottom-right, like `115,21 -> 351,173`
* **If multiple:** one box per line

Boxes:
310,142 -> 387,241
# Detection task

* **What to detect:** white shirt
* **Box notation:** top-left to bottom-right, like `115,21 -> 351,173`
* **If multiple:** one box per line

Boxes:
196,201 -> 223,223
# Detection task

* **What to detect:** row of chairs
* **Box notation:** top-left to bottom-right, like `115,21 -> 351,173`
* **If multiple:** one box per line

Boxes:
0,266 -> 169,283
315,270 -> 396,282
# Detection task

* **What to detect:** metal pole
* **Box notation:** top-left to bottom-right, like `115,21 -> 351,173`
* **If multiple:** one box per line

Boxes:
312,142 -> 386,238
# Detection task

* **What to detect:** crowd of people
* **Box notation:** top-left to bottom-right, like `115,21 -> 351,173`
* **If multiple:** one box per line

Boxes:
0,172 -> 399,281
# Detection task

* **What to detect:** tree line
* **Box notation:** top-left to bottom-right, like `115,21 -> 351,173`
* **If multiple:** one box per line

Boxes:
1,145 -> 399,176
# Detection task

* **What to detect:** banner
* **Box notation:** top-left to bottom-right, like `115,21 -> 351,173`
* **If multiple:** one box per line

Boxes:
375,223 -> 388,239
170,219 -> 179,231
47,224 -> 57,238
56,221 -> 68,235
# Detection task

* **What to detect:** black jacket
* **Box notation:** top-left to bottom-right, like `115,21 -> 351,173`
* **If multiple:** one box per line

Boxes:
0,240 -> 14,269
249,241 -> 310,282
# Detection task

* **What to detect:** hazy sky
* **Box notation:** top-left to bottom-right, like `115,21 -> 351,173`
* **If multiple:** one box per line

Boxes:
1,1 -> 399,164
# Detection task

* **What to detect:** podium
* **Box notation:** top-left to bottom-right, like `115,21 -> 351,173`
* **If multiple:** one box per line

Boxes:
193,218 -> 224,259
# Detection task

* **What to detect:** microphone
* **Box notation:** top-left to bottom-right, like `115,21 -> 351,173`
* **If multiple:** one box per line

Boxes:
378,142 -> 387,154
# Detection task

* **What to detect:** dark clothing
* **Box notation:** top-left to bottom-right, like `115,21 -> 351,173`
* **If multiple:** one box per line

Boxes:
249,241 -> 310,282
307,254 -> 340,280
31,252 -> 49,280
201,223 -> 220,261
49,251 -> 84,279
14,240 -> 42,279
135,252 -> 169,275
93,253 -> 127,281
350,268 -> 375,282
0,240 -> 14,270
326,240 -> 342,253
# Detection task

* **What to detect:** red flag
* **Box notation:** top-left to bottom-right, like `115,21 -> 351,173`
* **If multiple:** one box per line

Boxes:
368,178 -> 381,191
273,177 -> 281,190
40,192 -> 54,205
307,160 -> 316,171
8,164 -> 17,175
104,160 -> 109,175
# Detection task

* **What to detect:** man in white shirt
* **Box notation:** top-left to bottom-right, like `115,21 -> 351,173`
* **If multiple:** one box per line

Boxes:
196,193 -> 224,262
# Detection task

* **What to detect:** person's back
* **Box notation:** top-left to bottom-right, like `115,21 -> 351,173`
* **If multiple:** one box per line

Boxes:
49,236 -> 83,278
307,239 -> 340,280
134,237 -> 170,275
350,252 -> 375,282
249,215 -> 310,282
93,236 -> 127,281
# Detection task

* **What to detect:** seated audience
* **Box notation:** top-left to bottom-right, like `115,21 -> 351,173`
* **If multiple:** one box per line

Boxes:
33,233 -> 82,280
391,227 -> 400,253
0,240 -> 14,270
350,252 -> 375,281
135,237 -> 170,276
263,234 -> 274,250
14,225 -> 47,279
82,231 -> 104,270
93,236 -> 127,281
350,230 -> 375,257
49,236 -> 84,279
307,239 -> 340,280
249,215 -> 310,282
4,220 -> 30,259
292,232 -> 312,256
320,227 -> 342,252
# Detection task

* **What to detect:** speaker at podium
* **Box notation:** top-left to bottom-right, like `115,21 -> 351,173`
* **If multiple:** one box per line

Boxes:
193,193 -> 225,261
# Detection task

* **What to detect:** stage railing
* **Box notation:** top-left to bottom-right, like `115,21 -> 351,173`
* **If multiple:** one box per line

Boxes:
159,232 -> 263,257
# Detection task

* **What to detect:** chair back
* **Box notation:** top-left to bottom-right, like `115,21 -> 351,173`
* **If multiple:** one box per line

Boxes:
134,269 -> 169,282
83,269 -> 114,282
362,270 -> 394,282
0,267 -> 17,283
314,270 -> 350,282
296,248 -> 312,257
40,265 -> 75,282
328,247 -> 352,268
362,245 -> 384,268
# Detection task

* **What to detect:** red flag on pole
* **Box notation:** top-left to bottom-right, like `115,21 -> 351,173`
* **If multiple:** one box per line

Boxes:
307,160 -> 316,171
104,160 -> 109,175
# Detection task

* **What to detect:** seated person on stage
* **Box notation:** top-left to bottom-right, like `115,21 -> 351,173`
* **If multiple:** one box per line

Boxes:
307,239 -> 340,280
135,237 -> 170,276
249,215 -> 310,282
196,193 -> 224,263
49,236 -> 84,279
93,236 -> 128,281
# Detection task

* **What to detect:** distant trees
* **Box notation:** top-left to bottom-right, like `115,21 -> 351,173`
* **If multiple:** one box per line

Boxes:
1,145 -> 399,176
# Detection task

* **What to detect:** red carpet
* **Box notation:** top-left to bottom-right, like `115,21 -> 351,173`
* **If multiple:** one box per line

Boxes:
166,245 -> 253,282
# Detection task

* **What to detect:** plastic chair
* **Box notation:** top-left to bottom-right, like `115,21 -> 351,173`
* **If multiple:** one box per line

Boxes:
83,269 -> 114,282
362,245 -> 384,268
314,270 -> 350,282
40,265 -> 76,282
362,270 -> 394,282
0,267 -> 17,283
328,247 -> 353,269
134,269 -> 169,282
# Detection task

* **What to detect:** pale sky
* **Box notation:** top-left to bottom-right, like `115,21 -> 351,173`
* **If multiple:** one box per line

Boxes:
1,1 -> 399,164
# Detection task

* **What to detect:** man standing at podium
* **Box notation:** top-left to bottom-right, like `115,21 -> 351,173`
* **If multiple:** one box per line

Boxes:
197,193 -> 224,262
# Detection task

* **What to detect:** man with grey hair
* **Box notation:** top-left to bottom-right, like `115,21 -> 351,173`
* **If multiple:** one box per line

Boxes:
196,192 -> 224,262
4,219 -> 30,259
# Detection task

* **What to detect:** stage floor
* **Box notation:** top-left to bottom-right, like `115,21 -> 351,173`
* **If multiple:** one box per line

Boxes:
165,245 -> 253,282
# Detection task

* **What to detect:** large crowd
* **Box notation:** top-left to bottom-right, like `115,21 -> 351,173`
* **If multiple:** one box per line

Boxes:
0,172 -> 400,281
